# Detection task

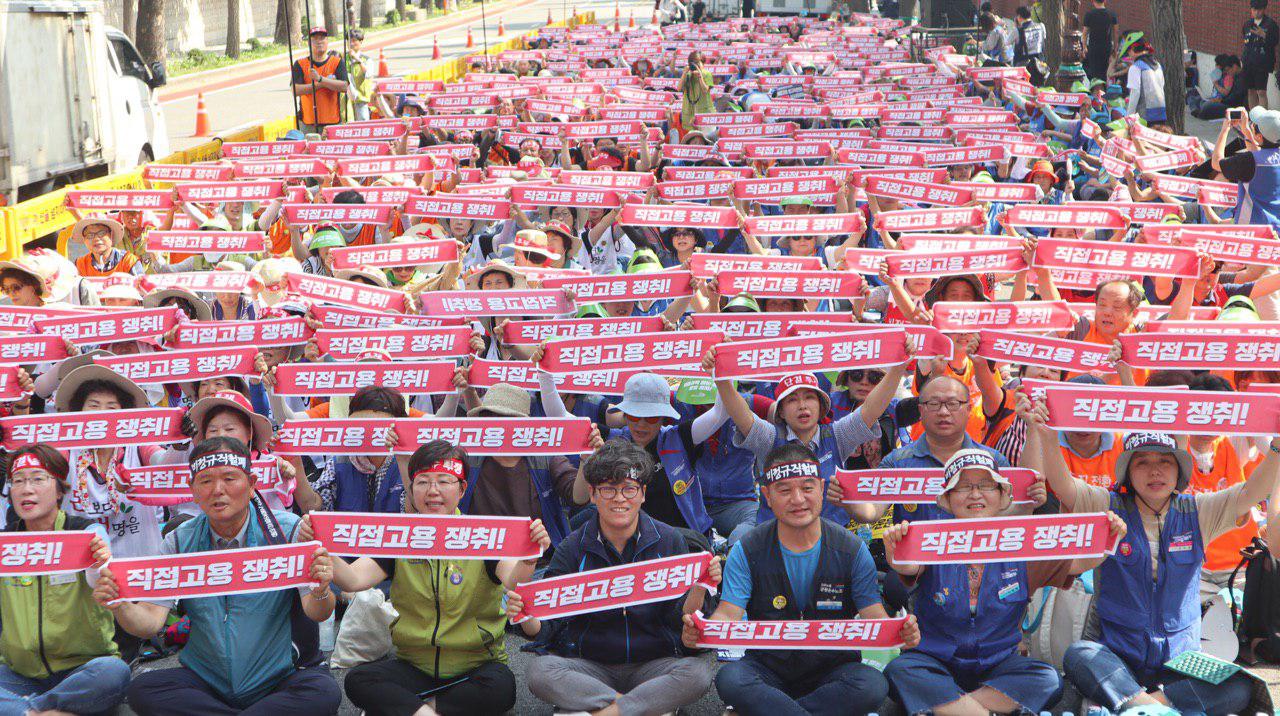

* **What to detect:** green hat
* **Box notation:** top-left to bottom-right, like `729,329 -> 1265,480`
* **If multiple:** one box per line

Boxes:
201,215 -> 233,232
309,227 -> 346,251
779,196 -> 815,208
627,249 -> 662,274
1105,118 -> 1128,133
1219,295 -> 1260,323
576,303 -> 610,319
1070,80 -> 1090,93
675,377 -> 718,406
970,171 -> 996,184
1090,78 -> 1107,90
1118,31 -> 1144,58
723,292 -> 760,313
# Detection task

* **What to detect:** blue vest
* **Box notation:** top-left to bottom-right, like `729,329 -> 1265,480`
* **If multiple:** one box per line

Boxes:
739,518 -> 860,681
1237,148 -> 1280,230
174,511 -> 303,708
756,424 -> 846,524
913,558 -> 1029,677
610,427 -> 714,535
332,458 -> 404,514
1096,492 -> 1203,679
460,456 -> 571,545
248,382 -> 273,427
695,420 -> 757,504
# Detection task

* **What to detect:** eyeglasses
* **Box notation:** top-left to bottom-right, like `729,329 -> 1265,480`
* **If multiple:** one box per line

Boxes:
0,283 -> 28,296
953,482 -> 1002,495
412,478 -> 460,490
9,476 -> 52,489
921,399 -> 967,413
625,414 -> 663,424
594,483 -> 642,500
847,369 -> 885,384
82,228 -> 113,240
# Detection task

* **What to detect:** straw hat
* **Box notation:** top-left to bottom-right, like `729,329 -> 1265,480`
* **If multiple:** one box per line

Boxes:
188,390 -> 274,452
56,363 -> 148,413
0,249 -> 82,303
466,382 -> 532,417
143,286 -> 213,321
71,218 -> 125,245
463,261 -> 528,291
334,265 -> 392,288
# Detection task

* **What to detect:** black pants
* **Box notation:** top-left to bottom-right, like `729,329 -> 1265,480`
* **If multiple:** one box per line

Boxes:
344,657 -> 516,716
128,664 -> 340,715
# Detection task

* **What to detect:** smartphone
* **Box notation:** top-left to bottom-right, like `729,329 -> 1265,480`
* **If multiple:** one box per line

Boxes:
1227,107 -> 1246,121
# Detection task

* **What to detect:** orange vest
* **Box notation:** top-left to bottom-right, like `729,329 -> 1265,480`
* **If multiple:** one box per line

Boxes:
1071,321 -> 1149,386
909,358 -> 1002,442
345,225 -> 379,248
76,251 -> 138,278
266,217 -> 292,257
1188,438 -> 1259,572
297,53 -> 343,126
1060,434 -> 1125,490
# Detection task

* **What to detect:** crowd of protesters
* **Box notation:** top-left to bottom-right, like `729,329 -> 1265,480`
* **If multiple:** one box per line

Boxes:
2,5 -> 1280,716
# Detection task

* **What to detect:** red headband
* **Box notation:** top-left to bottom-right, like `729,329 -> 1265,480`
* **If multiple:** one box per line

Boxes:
11,453 -> 49,474
412,458 -> 465,483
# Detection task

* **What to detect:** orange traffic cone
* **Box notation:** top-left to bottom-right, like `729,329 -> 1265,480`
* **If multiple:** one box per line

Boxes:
498,17 -> 505,35
193,93 -> 210,137
628,11 -> 634,27
547,8 -> 554,24
466,26 -> 474,48
651,9 -> 659,24
377,48 -> 389,76
432,35 -> 441,59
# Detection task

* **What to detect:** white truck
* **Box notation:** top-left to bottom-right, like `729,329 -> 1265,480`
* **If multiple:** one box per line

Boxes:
0,0 -> 169,206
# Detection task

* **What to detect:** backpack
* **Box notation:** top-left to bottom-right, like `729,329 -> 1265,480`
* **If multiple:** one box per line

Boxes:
1230,536 -> 1280,664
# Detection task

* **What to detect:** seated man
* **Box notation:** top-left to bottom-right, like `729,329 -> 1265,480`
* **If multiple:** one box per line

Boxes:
94,437 -> 341,716
689,443 -> 920,716
313,440 -> 551,716
511,440 -> 716,716
0,445 -> 131,715
1026,396 -> 1280,715
883,449 -> 1119,716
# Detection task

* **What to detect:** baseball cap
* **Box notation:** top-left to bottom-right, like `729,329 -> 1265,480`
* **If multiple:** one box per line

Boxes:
1249,106 -> 1280,144
938,449 -> 1011,510
773,373 -> 830,420
723,293 -> 760,313
1113,432 -> 1192,492
614,372 -> 681,420
576,303 -> 610,319
309,227 -> 346,251
309,26 -> 329,36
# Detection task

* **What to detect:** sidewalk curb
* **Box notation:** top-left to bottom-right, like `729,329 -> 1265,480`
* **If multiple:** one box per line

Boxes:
160,0 -> 539,103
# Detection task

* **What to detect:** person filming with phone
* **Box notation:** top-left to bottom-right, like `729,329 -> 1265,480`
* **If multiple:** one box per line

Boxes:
1213,106 -> 1280,227
679,50 -> 714,131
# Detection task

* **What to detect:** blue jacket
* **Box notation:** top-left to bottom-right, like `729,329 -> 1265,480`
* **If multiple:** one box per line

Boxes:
535,512 -> 693,664
610,426 -> 714,535
913,557 -> 1030,678
332,458 -> 403,514
1096,492 -> 1203,680
1236,147 -> 1280,229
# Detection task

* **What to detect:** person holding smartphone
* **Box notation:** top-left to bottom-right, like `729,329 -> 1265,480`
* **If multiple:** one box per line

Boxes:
1212,105 -> 1280,229
679,51 -> 714,131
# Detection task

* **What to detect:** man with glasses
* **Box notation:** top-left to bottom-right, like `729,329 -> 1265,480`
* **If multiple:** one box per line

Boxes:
517,439 -> 717,716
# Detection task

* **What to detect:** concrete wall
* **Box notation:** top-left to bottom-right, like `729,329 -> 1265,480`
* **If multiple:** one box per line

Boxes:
106,0 -> 406,54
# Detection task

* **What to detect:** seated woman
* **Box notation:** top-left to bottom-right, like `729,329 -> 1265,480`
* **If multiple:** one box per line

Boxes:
0,445 -> 131,716
882,449 -> 1125,716
305,440 -> 550,716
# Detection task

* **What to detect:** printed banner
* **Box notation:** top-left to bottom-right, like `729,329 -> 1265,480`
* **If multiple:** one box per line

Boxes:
509,184 -> 622,209
109,542 -> 319,603
540,271 -> 693,303
921,144 -> 1008,166
502,316 -> 664,345
120,460 -> 281,506
310,512 -> 542,560
0,305 -> 95,331
558,170 -> 657,189
272,360 -> 456,396
930,301 -> 1074,333
1043,384 -> 1280,436
691,612 -> 907,650
145,231 -> 267,255
330,239 -> 458,270
1144,320 -> 1280,337
0,408 -> 186,450
874,206 -> 984,233
416,289 -> 572,317
510,552 -> 716,623
952,181 -> 1040,204
1034,237 -> 1199,279
892,513 -> 1118,565
313,326 -> 471,360
142,164 -> 235,183
309,304 -> 465,330
0,334 -> 69,363
1177,230 -> 1280,268
337,154 -> 437,178
742,213 -> 864,237
274,417 -> 595,456
863,177 -> 973,206
785,322 -> 953,358
467,357 -> 699,396
835,467 -> 1037,504
282,203 -> 394,226
885,248 -> 1026,278
538,331 -> 719,375
94,346 -> 258,385
65,190 -> 173,211
34,306 -> 180,346
233,158 -> 333,179
172,317 -> 309,349
1118,333 -> 1280,370
221,141 -> 305,158
0,532 -> 96,576
712,328 -> 907,380
618,204 -> 739,229
284,273 -> 408,314
1004,205 -> 1129,230
689,254 -> 823,279
837,148 -> 925,167
716,270 -> 864,299
688,312 -> 855,340
403,195 -> 511,221
733,177 -> 838,203
897,234 -> 1020,253
977,330 -> 1114,374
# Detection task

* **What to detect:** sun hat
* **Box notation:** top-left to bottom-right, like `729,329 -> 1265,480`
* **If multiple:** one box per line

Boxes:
0,249 -> 81,303
576,303 -> 610,319
143,286 -> 213,321
398,222 -> 449,241
98,280 -> 144,303
463,260 -> 528,290
333,265 -> 392,288
1025,160 -> 1057,185
1248,106 -> 1280,144
542,220 -> 583,259
71,218 -> 126,245
1113,432 -> 1193,492
188,390 -> 274,452
923,275 -> 988,307
613,372 -> 681,420
513,229 -> 560,261
937,448 -> 1011,510
772,373 -> 830,422
466,382 -> 532,417
723,293 -> 761,313
56,363 -> 148,413
308,227 -> 346,252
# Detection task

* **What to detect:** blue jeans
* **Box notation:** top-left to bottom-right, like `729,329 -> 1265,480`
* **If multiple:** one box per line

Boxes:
706,499 -> 758,545
885,649 -> 1062,714
714,656 -> 888,716
0,656 -> 131,716
1063,640 -> 1252,716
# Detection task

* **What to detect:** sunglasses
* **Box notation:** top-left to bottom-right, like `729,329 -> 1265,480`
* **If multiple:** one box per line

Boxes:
847,369 -> 886,383
624,414 -> 663,424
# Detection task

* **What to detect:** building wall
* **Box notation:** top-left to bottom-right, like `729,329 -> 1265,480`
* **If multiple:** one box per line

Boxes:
984,0 -> 1249,56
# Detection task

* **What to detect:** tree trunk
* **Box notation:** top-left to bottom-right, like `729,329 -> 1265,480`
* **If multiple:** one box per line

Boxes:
274,0 -> 302,46
395,0 -> 407,18
899,0 -> 918,21
322,0 -> 339,33
360,0 -> 373,27
1042,0 -> 1066,78
226,0 -> 241,58
135,0 -> 166,66
1151,0 -> 1186,133
122,0 -> 138,41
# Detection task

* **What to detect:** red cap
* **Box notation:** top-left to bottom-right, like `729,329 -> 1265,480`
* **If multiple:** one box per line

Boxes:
309,26 -> 329,36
